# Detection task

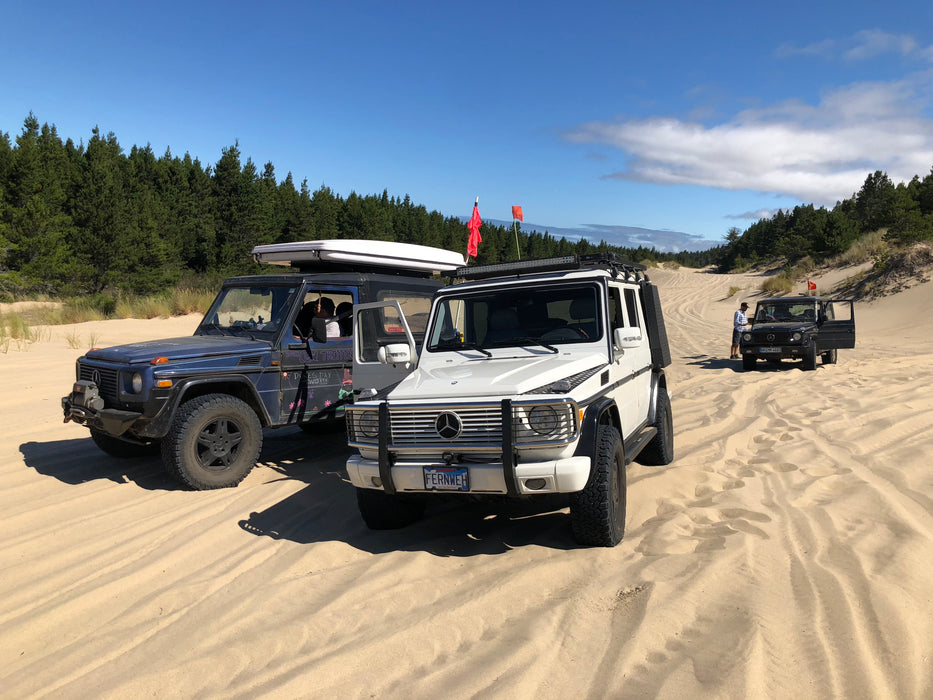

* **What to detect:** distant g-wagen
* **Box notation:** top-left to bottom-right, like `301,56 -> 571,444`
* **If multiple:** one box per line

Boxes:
740,296 -> 856,371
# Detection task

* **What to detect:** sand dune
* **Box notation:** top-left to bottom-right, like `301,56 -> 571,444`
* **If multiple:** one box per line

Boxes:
2,269 -> 931,699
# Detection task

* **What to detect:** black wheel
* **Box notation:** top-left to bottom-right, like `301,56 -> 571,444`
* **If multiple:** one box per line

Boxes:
803,342 -> 817,371
356,488 -> 426,529
569,425 -> 626,547
90,429 -> 160,458
161,394 -> 263,490
742,353 -> 757,370
636,388 -> 674,466
821,348 -> 837,365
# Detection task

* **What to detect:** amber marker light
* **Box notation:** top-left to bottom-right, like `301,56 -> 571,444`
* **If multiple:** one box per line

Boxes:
150,356 -> 170,365
156,379 -> 173,388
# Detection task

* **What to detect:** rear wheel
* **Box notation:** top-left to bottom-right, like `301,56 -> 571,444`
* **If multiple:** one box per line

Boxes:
161,394 -> 263,490
637,388 -> 673,466
570,425 -> 626,547
356,488 -> 426,529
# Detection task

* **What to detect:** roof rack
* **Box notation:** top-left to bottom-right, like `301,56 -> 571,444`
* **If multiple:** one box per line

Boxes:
455,253 -> 649,282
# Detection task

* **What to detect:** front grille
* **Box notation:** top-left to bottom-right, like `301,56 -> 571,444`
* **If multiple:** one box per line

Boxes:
390,405 -> 502,447
748,331 -> 795,344
78,364 -> 119,403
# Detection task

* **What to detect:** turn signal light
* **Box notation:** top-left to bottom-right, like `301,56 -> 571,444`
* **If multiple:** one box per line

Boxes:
150,356 -> 169,365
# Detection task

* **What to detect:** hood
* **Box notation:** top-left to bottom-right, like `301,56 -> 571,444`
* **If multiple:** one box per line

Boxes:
84,336 -> 271,365
750,321 -> 817,334
389,351 -> 605,400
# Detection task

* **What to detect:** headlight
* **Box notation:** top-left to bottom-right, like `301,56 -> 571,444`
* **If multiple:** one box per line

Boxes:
792,332 -> 802,342
131,372 -> 143,394
356,410 -> 380,438
528,405 -> 559,435
742,333 -> 751,342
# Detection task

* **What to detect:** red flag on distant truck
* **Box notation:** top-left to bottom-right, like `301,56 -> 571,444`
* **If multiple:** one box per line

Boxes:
512,205 -> 523,222
808,279 -> 817,291
467,198 -> 482,258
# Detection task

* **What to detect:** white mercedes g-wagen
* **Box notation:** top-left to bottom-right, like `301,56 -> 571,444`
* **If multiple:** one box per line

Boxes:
345,254 -> 674,547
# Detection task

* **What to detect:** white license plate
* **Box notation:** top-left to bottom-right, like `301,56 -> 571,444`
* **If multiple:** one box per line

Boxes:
759,347 -> 782,353
423,466 -> 469,491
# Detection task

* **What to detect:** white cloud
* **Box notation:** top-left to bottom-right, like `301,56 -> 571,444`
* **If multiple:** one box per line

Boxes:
565,73 -> 933,206
777,29 -> 925,62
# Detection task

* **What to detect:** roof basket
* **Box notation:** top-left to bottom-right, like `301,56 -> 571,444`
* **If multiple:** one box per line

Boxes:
456,253 -> 648,281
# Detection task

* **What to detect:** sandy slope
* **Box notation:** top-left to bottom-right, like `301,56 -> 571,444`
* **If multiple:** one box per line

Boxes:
1,271 -> 932,699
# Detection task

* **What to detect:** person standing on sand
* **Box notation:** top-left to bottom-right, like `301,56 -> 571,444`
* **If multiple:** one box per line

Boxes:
731,301 -> 750,359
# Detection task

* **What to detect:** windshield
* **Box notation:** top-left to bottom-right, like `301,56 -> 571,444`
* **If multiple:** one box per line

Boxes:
427,283 -> 602,352
198,285 -> 298,336
755,300 -> 819,323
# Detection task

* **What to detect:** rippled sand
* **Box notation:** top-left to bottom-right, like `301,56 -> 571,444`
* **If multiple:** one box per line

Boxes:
2,270 -> 931,699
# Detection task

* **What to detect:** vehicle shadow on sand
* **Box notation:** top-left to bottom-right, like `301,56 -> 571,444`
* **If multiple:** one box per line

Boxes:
20,437 -> 179,490
239,481 -> 578,556
244,430 -> 579,555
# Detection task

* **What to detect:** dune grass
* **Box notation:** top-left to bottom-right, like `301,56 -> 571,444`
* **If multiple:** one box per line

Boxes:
1,286 -> 215,352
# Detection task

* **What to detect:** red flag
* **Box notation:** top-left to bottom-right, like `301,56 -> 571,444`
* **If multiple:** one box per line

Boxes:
807,279 -> 817,291
512,205 -> 523,222
467,201 -> 482,258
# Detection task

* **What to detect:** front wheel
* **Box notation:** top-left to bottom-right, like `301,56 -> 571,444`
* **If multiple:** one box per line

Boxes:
570,425 -> 626,547
803,342 -> 817,371
821,348 -> 837,365
742,353 -> 757,370
161,394 -> 263,490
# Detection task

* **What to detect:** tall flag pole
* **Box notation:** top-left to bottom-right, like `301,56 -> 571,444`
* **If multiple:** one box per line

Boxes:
467,197 -> 482,260
511,205 -> 523,260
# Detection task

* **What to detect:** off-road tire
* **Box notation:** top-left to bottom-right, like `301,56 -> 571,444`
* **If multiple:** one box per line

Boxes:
821,348 -> 837,365
637,388 -> 674,466
90,429 -> 160,458
803,342 -> 817,371
742,354 -> 757,371
356,488 -> 426,529
569,425 -> 626,547
161,394 -> 263,490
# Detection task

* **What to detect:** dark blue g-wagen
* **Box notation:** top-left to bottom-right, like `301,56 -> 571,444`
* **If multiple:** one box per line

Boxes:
62,244 -> 452,489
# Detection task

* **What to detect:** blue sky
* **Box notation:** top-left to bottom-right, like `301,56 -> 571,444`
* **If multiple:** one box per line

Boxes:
3,1 -> 933,251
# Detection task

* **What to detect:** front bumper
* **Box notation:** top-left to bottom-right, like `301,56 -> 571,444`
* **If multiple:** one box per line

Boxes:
62,380 -> 141,436
346,454 -> 591,495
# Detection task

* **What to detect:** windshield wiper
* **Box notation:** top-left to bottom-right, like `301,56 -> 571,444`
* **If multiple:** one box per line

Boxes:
488,337 -> 559,354
435,339 -> 492,357
198,323 -> 227,336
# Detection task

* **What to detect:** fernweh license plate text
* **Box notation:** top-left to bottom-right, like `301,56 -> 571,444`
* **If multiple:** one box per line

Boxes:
423,467 -> 469,491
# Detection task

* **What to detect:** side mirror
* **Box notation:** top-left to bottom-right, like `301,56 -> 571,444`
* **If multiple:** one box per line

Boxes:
614,326 -> 643,349
378,343 -> 412,366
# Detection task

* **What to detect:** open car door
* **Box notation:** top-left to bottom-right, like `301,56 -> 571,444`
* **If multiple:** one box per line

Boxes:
820,299 -> 856,349
352,301 -> 419,396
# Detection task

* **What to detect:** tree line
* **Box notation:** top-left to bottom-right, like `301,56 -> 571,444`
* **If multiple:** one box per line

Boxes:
717,169 -> 933,271
0,114 -> 723,299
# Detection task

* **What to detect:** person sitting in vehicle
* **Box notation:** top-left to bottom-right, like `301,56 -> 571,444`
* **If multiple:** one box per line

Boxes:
315,297 -> 341,339
335,301 -> 353,336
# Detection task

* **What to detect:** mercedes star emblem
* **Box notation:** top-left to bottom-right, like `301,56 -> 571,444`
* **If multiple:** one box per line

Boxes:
91,369 -> 102,386
435,412 -> 462,440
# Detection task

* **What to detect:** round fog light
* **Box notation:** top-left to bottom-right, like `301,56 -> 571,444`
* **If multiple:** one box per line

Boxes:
525,478 -> 546,490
